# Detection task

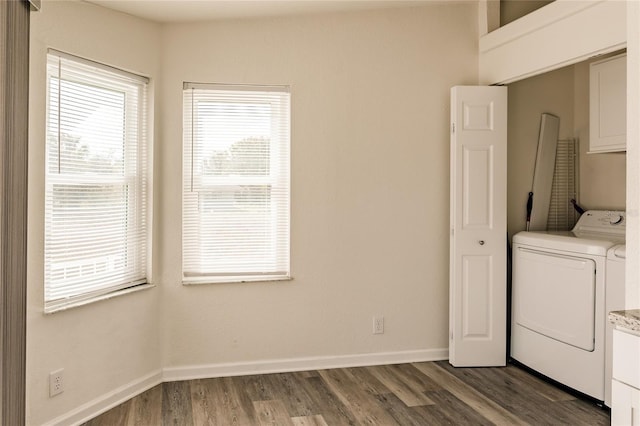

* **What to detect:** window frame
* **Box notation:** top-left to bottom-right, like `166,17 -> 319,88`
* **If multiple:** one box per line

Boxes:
182,82 -> 291,284
44,50 -> 151,313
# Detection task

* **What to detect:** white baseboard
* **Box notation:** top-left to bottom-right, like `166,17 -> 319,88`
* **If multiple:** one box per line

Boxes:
162,348 -> 449,382
42,370 -> 163,426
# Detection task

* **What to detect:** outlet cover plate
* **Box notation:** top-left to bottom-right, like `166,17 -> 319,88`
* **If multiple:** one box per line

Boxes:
373,316 -> 384,334
49,368 -> 64,397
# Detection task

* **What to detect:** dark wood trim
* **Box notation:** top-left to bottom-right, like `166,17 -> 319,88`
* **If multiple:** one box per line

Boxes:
0,0 -> 30,424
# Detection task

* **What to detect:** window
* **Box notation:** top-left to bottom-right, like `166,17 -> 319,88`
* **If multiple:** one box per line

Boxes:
44,50 -> 149,312
182,83 -> 290,283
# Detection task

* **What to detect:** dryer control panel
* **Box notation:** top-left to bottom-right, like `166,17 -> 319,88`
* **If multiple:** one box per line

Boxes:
572,210 -> 626,240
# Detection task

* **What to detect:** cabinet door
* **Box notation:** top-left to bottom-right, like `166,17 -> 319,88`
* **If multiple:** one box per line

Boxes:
589,53 -> 626,153
613,329 -> 640,389
449,86 -> 507,367
611,380 -> 640,426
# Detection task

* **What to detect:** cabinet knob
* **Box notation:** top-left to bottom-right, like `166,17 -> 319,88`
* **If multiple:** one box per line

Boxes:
479,240 -> 485,245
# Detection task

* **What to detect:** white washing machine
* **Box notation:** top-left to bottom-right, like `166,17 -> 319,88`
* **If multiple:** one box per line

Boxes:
511,210 -> 625,403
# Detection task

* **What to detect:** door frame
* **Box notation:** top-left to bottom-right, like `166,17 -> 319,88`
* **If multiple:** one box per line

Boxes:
0,0 -> 34,423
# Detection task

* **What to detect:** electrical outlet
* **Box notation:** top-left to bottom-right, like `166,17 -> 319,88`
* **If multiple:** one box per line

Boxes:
49,368 -> 64,397
373,316 -> 384,334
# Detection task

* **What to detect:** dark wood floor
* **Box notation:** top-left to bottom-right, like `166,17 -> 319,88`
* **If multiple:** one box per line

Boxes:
83,361 -> 610,425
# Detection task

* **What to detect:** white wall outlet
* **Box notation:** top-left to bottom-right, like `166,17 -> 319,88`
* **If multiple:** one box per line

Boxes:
373,316 -> 384,334
49,368 -> 64,397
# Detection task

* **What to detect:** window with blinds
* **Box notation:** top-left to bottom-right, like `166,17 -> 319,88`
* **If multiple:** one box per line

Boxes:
44,51 -> 149,312
182,83 -> 290,283
547,138 -> 579,231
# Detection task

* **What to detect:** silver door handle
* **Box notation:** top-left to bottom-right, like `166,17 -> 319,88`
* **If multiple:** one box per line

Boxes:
479,240 -> 485,245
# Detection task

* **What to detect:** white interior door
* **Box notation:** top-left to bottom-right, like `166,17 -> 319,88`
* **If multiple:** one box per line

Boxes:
449,86 -> 507,367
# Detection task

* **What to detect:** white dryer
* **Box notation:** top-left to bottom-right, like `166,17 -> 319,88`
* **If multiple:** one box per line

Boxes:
511,210 -> 625,403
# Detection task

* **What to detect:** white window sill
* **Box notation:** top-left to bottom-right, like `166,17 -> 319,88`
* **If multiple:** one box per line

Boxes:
182,275 -> 293,286
44,283 -> 155,314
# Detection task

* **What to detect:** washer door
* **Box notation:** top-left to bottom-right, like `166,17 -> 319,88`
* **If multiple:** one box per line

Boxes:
514,247 -> 596,351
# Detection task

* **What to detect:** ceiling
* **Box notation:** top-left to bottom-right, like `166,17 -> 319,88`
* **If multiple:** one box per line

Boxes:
85,0 -> 435,23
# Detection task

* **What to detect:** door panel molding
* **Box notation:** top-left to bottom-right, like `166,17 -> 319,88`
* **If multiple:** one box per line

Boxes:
462,255 -> 493,339
462,145 -> 494,230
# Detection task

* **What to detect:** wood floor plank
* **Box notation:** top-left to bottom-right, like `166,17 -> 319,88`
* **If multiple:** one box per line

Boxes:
224,376 -> 258,425
253,399 -> 294,426
84,399 -> 132,426
190,378 -> 220,425
295,375 -> 357,426
240,374 -> 276,402
374,392 -> 443,426
393,363 -> 442,392
191,377 -> 255,425
424,389 -> 495,426
291,414 -> 328,426
501,363 -> 576,402
265,372 -> 319,417
555,399 -> 610,426
366,364 -> 435,407
412,361 -> 529,425
162,381 -> 194,426
128,384 -> 162,426
466,363 -> 565,406
345,366 -> 391,396
295,371 -> 318,379
318,368 -> 400,424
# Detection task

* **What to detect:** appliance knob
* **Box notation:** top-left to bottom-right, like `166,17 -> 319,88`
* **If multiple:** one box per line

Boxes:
610,214 -> 624,225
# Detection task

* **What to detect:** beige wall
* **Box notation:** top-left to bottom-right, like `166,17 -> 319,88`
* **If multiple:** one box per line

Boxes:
27,1 -> 480,424
28,2 -> 162,424
574,56 -> 626,211
506,66 -> 575,238
507,56 -> 627,239
159,4 -> 479,368
499,0 -> 552,27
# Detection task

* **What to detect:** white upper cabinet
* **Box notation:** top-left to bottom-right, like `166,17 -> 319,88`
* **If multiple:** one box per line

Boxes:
590,53 -> 627,153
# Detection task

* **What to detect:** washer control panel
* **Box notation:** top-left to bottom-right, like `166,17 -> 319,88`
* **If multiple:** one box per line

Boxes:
572,210 -> 626,239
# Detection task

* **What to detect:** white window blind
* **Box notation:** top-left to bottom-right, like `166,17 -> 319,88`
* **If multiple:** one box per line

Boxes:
547,138 -> 579,231
183,83 -> 290,283
45,50 -> 149,312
